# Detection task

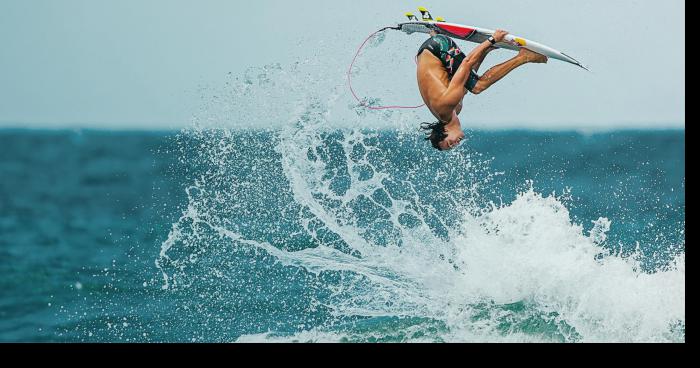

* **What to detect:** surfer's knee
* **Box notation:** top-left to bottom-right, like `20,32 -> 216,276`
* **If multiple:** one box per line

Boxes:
470,81 -> 487,95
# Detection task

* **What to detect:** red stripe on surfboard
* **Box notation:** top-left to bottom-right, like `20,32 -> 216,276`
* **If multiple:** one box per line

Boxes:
436,24 -> 475,38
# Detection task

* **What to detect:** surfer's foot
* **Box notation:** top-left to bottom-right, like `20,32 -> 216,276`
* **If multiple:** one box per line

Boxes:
519,48 -> 548,64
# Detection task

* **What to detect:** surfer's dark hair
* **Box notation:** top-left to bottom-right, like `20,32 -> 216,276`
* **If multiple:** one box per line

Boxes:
420,121 -> 449,151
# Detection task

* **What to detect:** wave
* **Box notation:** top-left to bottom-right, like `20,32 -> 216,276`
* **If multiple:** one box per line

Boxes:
155,59 -> 684,343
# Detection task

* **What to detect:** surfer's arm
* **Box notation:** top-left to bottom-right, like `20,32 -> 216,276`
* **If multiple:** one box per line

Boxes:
461,29 -> 509,73
463,41 -> 496,67
434,58 -> 482,117
435,30 -> 509,116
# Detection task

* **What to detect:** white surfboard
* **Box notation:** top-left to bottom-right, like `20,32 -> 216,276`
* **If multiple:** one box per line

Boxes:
399,10 -> 588,70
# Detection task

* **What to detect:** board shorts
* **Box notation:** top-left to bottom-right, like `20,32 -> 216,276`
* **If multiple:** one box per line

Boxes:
417,34 -> 480,93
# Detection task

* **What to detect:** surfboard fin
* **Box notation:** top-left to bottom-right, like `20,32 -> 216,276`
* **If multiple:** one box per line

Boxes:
435,16 -> 446,22
418,7 -> 433,21
405,12 -> 419,21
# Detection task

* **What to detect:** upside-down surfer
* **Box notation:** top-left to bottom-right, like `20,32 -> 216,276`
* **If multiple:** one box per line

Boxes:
417,29 -> 548,151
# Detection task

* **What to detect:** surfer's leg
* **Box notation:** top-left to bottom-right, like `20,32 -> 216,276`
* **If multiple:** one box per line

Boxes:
470,49 -> 546,95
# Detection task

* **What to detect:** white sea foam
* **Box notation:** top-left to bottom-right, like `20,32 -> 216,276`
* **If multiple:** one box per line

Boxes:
158,59 -> 685,343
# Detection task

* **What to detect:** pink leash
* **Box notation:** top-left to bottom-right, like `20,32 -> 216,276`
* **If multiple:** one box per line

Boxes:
347,28 -> 426,111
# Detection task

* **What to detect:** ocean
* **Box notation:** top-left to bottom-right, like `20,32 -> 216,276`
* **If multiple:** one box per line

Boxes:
0,126 -> 685,343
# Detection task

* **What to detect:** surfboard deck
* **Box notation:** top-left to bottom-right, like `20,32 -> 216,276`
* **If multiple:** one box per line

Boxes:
397,10 -> 588,70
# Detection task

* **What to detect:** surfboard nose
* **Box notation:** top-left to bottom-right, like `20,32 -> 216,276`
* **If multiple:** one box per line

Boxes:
560,52 -> 589,71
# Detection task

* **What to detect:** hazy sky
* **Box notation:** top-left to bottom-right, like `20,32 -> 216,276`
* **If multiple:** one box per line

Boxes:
0,0 -> 685,130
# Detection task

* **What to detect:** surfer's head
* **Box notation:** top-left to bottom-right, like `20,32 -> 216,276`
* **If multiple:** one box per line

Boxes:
421,121 -> 448,150
421,120 -> 465,151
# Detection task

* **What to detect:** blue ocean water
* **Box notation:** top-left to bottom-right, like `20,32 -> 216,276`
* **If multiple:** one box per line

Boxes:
0,127 -> 684,343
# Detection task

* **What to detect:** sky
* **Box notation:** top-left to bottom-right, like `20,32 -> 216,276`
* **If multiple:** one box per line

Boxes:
0,0 -> 685,130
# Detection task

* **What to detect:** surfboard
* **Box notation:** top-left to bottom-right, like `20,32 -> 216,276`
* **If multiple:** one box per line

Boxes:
400,7 -> 588,70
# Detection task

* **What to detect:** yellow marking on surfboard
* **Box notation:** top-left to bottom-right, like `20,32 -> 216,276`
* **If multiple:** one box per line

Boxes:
514,37 -> 527,46
436,16 -> 446,22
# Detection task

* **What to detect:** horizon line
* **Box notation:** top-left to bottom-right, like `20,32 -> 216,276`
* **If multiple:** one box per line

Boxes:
0,125 -> 686,134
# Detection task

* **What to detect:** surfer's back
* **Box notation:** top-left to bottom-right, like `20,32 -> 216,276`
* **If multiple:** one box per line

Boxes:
416,51 -> 452,121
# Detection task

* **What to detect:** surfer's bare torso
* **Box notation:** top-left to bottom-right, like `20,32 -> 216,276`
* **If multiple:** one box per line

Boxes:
416,47 -> 461,119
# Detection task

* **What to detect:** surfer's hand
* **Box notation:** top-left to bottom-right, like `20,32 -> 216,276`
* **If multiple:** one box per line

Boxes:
493,29 -> 509,42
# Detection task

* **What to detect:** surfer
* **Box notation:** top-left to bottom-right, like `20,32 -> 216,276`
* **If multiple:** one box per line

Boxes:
417,29 -> 548,151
